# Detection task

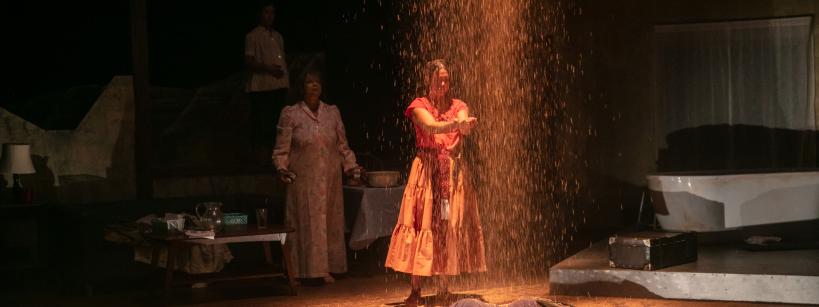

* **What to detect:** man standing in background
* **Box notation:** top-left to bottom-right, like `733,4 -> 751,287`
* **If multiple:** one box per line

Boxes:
246,2 -> 289,164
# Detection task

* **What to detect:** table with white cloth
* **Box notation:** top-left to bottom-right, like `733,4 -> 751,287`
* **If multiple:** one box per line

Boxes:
342,185 -> 405,250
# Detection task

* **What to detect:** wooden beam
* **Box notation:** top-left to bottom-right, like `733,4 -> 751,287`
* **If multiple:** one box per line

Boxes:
130,0 -> 153,199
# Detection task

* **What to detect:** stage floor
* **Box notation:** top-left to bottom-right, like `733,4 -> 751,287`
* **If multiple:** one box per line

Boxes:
17,271 -> 795,306
13,234 -> 811,307
181,273 -> 784,306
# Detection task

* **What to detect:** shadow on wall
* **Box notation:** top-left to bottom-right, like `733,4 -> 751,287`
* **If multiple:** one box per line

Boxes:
153,73 -> 252,171
1,73 -> 289,204
51,77 -> 137,203
22,155 -> 57,202
658,124 -> 817,172
153,52 -> 326,172
0,76 -> 136,204
16,154 -> 130,204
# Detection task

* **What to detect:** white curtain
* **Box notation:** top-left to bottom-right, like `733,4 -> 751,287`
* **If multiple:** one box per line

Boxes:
654,16 -> 815,148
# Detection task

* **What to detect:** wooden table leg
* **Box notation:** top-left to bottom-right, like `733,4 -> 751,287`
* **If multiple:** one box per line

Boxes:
280,240 -> 297,295
262,241 -> 273,264
151,246 -> 160,267
164,243 -> 177,291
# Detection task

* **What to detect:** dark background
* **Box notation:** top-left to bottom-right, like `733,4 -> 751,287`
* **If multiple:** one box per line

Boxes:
1,0 -> 411,171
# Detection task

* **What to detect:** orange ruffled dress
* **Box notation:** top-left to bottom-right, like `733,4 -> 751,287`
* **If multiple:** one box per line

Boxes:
384,97 -> 487,276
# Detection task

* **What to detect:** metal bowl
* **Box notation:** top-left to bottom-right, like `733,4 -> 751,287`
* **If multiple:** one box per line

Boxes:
366,171 -> 401,187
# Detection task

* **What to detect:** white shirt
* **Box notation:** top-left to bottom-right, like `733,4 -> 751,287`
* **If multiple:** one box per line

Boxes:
245,26 -> 290,92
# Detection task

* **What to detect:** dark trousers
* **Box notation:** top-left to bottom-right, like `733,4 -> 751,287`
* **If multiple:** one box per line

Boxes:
249,88 -> 288,165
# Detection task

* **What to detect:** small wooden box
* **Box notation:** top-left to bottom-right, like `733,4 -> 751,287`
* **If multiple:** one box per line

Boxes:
608,231 -> 697,270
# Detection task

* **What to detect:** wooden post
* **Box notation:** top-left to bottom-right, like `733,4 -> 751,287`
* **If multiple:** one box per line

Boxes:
130,0 -> 153,199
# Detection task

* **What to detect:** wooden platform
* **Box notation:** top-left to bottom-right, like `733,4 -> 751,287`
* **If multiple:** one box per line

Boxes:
549,241 -> 819,305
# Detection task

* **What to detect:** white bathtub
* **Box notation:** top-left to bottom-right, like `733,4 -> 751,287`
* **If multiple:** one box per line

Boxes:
646,169 -> 819,232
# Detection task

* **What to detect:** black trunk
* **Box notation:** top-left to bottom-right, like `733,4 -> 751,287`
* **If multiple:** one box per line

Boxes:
608,231 -> 698,270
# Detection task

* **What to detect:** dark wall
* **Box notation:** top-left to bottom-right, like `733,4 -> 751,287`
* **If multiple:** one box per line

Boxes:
3,1 -> 411,171
2,1 -> 132,129
146,1 -> 409,170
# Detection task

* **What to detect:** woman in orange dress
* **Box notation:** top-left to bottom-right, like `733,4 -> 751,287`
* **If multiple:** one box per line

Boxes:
384,59 -> 487,305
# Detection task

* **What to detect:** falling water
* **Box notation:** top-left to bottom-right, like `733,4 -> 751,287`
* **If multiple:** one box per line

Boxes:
394,0 -> 587,284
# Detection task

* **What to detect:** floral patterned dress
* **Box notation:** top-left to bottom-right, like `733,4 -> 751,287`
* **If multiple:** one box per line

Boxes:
273,101 -> 358,278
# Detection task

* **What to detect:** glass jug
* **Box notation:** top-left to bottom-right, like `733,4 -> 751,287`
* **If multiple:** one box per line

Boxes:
196,202 -> 223,231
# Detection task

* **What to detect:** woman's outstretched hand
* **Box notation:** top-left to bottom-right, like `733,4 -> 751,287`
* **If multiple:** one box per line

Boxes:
344,166 -> 366,186
345,166 -> 365,178
455,117 -> 477,134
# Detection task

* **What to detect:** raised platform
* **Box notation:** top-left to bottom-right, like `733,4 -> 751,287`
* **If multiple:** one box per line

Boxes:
549,241 -> 819,305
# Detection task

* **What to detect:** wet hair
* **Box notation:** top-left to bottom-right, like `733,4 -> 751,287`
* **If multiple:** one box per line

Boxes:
419,59 -> 452,99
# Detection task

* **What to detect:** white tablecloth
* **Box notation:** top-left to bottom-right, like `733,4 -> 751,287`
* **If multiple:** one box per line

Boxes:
343,185 -> 405,250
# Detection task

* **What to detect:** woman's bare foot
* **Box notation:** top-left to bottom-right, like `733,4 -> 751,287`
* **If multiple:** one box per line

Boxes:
323,274 -> 335,284
404,289 -> 422,306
